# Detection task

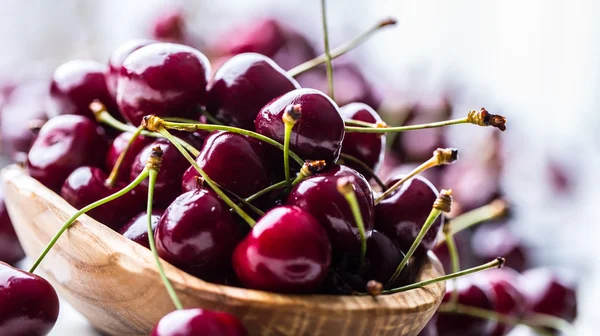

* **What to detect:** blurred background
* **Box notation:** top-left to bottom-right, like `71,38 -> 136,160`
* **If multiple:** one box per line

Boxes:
0,0 -> 596,335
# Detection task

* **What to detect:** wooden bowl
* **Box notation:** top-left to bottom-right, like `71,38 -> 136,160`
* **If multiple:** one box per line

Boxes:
1,165 -> 445,336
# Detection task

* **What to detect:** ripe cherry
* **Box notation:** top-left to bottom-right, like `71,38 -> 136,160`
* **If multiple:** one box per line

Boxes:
471,224 -> 529,273
120,210 -> 163,249
152,308 -> 247,336
287,165 -> 374,256
129,140 -> 189,207
206,53 -> 300,130
105,131 -> 153,183
233,206 -> 331,293
519,268 -> 578,323
255,88 -> 345,164
340,102 -> 385,178
151,10 -> 186,43
156,189 -> 245,278
117,43 -> 211,126
106,39 -> 156,100
375,174 -> 443,253
48,60 -> 118,120
0,262 -> 60,336
27,115 -> 108,191
0,190 -> 24,264
61,166 -> 144,231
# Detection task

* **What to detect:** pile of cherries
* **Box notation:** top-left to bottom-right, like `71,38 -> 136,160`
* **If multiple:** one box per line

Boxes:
0,10 -> 578,336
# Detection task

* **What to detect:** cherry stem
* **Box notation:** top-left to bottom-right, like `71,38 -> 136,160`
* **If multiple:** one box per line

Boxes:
288,18 -> 397,77
320,0 -> 334,100
443,221 -> 461,305
435,199 -> 508,248
29,168 -> 149,273
160,120 -> 304,166
387,189 -> 453,287
382,257 -> 504,294
283,105 -> 301,187
246,180 -> 287,203
375,148 -> 458,205
105,126 -> 144,188
228,190 -> 265,217
337,177 -> 367,269
151,124 -> 256,227
344,119 -> 384,128
339,153 -> 386,190
199,109 -> 223,125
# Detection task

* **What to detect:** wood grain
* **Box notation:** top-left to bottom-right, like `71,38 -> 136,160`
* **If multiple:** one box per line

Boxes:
1,165 -> 445,336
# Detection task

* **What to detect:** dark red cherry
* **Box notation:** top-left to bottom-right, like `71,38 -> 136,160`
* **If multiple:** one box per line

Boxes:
472,224 -> 529,273
375,174 -> 444,253
433,229 -> 477,273
418,315 -> 438,336
286,165 -> 374,256
436,279 -> 497,336
255,88 -> 345,164
117,43 -> 211,126
0,262 -> 60,336
233,206 -> 331,293
519,268 -> 578,323
48,60 -> 118,120
340,103 -> 385,178
206,53 -> 300,130
181,166 -> 201,193
152,308 -> 247,336
0,190 -> 24,264
27,115 -> 108,191
105,131 -> 153,183
156,189 -> 245,277
151,10 -> 186,43
119,210 -> 163,249
129,140 -> 189,207
106,39 -> 156,100
61,166 -> 144,231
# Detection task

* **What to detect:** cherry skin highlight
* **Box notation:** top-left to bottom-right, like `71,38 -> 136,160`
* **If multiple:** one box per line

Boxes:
232,206 -> 331,293
120,210 -> 163,249
106,39 -> 156,100
151,308 -> 247,336
206,53 -> 300,130
27,114 -> 108,191
0,262 -> 60,336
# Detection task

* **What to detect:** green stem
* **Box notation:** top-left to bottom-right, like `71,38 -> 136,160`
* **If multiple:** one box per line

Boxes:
375,156 -> 437,204
228,190 -> 265,217
246,180 -> 288,203
339,153 -> 386,190
344,117 -> 469,133
344,119 -> 381,128
320,0 -> 334,100
156,127 -> 256,227
283,121 -> 294,188
29,170 -> 149,273
436,200 -> 508,246
444,224 -> 461,305
161,121 -> 304,166
340,186 -> 367,269
382,258 -> 503,294
387,208 -> 442,287
147,169 -> 183,310
106,126 -> 144,187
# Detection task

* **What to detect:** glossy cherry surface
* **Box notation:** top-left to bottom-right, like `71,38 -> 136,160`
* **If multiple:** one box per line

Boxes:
287,165 -> 374,256
117,42 -> 211,126
255,88 -> 345,164
129,140 -> 189,207
119,210 -> 163,249
340,102 -> 385,178
206,53 -> 300,130
375,174 -> 443,253
27,114 -> 108,191
156,189 -> 245,276
436,279 -> 497,336
106,39 -> 156,99
0,262 -> 60,336
0,190 -> 24,264
472,224 -> 529,273
61,166 -> 144,231
48,59 -> 118,120
233,206 -> 331,293
105,131 -> 153,183
519,268 -> 578,323
151,308 -> 247,336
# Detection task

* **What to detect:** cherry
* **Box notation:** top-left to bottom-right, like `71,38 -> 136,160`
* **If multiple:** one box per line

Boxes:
156,189 -> 245,278
0,262 -> 60,336
129,140 -> 189,207
433,229 -> 477,273
340,102 -> 385,178
436,279 -> 497,336
27,114 -> 108,191
119,210 -> 163,249
117,43 -> 211,126
151,10 -> 186,43
181,166 -> 201,193
106,39 -> 156,100
471,224 -> 529,273
61,166 -> 144,230
375,174 -> 443,253
0,190 -> 24,264
518,268 -> 578,323
232,205 -> 331,293
255,88 -> 345,164
152,308 -> 247,336
418,315 -> 438,336
48,59 -> 118,120
105,131 -> 153,183
206,53 -> 300,130
286,165 -> 373,256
